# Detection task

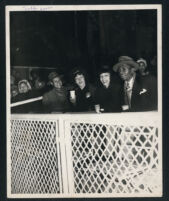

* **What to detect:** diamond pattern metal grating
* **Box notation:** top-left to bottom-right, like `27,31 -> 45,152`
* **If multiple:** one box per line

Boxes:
70,123 -> 160,194
10,116 -> 160,195
11,119 -> 60,194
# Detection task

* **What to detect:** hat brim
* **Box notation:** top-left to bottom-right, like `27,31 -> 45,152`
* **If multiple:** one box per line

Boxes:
137,59 -> 147,68
113,60 -> 139,72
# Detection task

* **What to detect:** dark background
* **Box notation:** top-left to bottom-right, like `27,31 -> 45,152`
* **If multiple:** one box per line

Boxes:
10,10 -> 157,82
0,0 -> 169,201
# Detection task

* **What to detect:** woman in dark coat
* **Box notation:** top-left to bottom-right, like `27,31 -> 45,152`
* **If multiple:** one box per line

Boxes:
70,69 -> 95,112
94,66 -> 122,113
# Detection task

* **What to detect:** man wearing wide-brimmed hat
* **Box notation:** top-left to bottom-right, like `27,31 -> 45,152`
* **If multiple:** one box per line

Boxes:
42,72 -> 70,113
113,56 -> 157,112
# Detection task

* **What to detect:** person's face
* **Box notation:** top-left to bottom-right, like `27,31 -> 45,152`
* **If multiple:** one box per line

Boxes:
20,83 -> 29,93
118,65 -> 134,81
32,73 -> 38,80
35,80 -> 45,89
12,89 -> 18,97
100,72 -> 110,88
138,62 -> 146,73
52,77 -> 62,89
11,76 -> 15,85
75,74 -> 86,89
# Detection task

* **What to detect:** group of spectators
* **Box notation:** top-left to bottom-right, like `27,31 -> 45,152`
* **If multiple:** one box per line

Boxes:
11,56 -> 157,113
11,70 -> 49,102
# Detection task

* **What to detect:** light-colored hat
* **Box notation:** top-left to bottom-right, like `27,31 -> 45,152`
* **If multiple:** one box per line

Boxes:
18,79 -> 32,93
113,56 -> 139,72
137,58 -> 147,68
118,56 -> 134,62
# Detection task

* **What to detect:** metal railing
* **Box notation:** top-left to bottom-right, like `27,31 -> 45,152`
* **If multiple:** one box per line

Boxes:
8,112 -> 162,198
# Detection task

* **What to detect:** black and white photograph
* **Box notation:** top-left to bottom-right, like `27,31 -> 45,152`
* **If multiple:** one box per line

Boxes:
6,5 -> 162,198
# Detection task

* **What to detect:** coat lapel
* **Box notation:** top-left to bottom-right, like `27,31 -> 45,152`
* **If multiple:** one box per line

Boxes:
131,75 -> 143,107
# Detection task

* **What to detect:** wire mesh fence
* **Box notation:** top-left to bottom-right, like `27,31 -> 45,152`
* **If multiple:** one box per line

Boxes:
9,113 -> 161,197
11,119 -> 60,194
70,122 -> 160,194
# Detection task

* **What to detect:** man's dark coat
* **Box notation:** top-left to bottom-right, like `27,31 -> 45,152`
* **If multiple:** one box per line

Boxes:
120,74 -> 157,112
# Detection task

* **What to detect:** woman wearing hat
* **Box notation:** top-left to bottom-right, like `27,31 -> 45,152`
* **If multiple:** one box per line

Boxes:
11,80 -> 32,112
136,58 -> 149,76
42,72 -> 70,113
12,79 -> 33,103
70,68 -> 95,112
94,65 -> 122,113
11,79 -> 42,113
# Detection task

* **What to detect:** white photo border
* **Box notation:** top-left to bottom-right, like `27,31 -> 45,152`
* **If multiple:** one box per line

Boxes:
6,4 -> 162,198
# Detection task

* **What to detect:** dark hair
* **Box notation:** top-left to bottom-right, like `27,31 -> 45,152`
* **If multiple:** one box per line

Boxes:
30,69 -> 39,77
71,67 -> 87,81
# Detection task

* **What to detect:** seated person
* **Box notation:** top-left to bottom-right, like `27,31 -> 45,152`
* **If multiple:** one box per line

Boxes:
113,56 -> 157,112
42,72 -> 70,113
11,79 -> 42,113
70,68 -> 95,112
11,85 -> 18,99
30,69 -> 47,94
94,65 -> 122,113
10,75 -> 16,85
12,79 -> 33,102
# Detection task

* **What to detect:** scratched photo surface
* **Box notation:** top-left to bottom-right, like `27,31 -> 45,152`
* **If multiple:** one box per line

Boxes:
6,5 -> 162,198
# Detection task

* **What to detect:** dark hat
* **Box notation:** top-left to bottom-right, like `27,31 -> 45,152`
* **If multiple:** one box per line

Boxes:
48,72 -> 62,81
98,65 -> 111,75
113,56 -> 139,72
